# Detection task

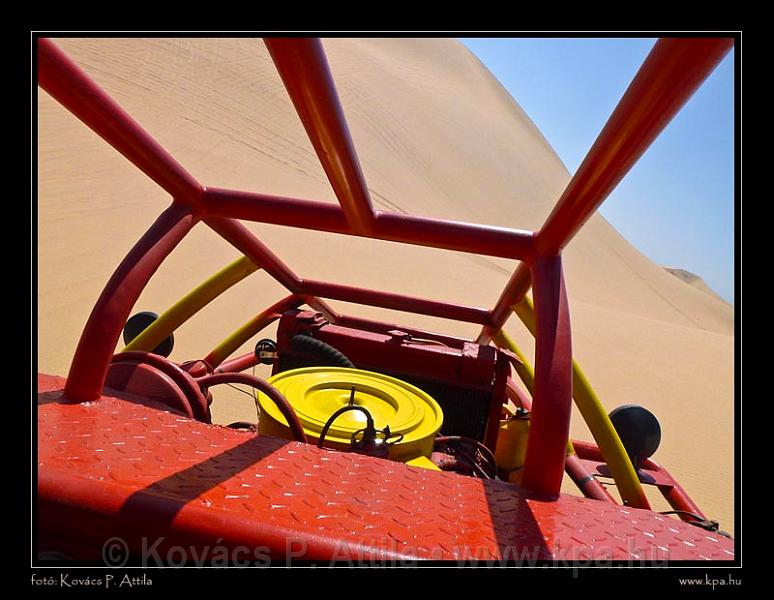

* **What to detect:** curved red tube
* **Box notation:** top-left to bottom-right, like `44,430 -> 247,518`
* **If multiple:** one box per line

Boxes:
111,351 -> 211,421
195,372 -> 307,443
63,204 -> 197,403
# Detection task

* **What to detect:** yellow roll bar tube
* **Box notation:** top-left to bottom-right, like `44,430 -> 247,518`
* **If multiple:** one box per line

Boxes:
510,296 -> 650,509
204,294 -> 304,368
122,256 -> 260,353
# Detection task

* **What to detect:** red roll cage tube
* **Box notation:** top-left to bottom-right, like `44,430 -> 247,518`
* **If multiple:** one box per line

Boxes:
37,36 -> 733,499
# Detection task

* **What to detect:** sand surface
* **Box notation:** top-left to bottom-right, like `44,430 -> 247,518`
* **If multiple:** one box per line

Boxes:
37,38 -> 735,534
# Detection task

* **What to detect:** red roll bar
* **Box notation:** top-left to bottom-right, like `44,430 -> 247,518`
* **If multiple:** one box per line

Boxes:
200,187 -> 534,260
298,279 -> 493,325
265,38 -> 377,234
37,38 -> 203,206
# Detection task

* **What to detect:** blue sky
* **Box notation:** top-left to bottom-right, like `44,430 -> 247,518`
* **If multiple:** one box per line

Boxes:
461,38 -> 735,303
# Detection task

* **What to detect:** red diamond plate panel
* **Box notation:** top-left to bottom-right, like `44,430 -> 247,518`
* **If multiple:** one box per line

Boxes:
37,374 -> 734,563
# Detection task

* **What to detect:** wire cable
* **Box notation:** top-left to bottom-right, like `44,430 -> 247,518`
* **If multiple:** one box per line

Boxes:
318,405 -> 374,449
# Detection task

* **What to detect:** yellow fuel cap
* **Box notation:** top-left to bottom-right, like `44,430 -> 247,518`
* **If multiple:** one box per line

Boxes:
257,367 -> 443,461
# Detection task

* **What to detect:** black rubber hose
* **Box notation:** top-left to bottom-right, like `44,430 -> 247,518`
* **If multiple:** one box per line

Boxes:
290,334 -> 355,368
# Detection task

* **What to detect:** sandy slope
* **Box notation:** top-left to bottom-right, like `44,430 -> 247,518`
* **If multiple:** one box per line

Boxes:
665,267 -> 729,303
37,38 -> 735,534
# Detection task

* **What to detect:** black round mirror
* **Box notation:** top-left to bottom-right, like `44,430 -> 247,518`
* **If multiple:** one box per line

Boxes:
123,311 -> 174,358
609,404 -> 661,469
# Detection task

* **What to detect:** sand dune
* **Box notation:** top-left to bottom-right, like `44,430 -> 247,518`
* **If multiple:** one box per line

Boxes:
665,267 -> 729,304
37,38 -> 734,533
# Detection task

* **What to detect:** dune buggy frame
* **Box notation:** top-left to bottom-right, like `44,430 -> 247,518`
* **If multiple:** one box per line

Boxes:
36,36 -> 734,562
